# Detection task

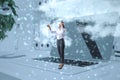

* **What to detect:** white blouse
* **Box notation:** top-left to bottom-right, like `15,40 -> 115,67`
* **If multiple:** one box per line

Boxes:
51,28 -> 66,40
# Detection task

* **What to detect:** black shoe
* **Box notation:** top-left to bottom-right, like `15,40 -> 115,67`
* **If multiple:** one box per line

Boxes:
58,64 -> 64,69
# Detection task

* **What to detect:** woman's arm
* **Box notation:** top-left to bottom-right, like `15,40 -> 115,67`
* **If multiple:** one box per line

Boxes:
51,31 -> 56,33
47,24 -> 56,33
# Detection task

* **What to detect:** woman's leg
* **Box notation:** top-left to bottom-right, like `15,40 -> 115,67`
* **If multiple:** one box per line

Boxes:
57,40 -> 61,61
60,39 -> 65,63
57,39 -> 65,69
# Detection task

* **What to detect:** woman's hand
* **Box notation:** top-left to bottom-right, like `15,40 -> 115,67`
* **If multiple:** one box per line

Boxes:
47,25 -> 51,31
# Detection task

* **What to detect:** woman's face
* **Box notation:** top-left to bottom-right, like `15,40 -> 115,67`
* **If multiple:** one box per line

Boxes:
59,23 -> 63,28
58,23 -> 61,28
59,23 -> 61,27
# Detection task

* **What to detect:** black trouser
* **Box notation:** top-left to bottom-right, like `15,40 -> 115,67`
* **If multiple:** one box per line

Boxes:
57,38 -> 65,63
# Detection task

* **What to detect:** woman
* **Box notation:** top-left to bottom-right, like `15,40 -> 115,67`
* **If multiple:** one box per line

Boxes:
47,21 -> 66,69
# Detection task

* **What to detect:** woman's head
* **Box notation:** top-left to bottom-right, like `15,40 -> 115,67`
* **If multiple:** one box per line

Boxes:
59,21 -> 65,28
